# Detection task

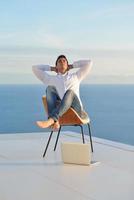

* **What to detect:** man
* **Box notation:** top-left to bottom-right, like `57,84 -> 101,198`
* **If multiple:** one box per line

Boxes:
32,55 -> 92,130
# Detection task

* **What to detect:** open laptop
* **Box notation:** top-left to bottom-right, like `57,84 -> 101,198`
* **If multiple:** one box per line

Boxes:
61,142 -> 91,165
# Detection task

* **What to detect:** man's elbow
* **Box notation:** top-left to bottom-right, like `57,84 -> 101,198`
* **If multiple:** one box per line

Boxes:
32,65 -> 38,74
32,65 -> 36,70
87,60 -> 93,70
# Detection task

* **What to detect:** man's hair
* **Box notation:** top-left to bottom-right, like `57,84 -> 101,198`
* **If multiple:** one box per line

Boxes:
55,55 -> 68,66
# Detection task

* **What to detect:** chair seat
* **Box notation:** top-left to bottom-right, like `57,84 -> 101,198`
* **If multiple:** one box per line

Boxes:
42,96 -> 90,125
58,108 -> 90,125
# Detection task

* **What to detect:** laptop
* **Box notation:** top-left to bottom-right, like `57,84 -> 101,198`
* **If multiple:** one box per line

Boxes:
61,142 -> 91,165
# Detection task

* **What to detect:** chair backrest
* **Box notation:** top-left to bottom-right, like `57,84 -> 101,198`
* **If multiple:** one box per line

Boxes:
42,96 -> 89,125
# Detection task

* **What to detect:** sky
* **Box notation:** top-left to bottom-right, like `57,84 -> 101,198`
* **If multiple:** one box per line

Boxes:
0,0 -> 134,84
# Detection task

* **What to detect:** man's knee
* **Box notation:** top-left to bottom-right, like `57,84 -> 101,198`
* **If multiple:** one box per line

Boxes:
46,85 -> 56,93
65,89 -> 75,96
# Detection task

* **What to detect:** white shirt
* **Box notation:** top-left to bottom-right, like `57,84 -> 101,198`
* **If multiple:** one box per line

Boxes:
32,60 -> 93,108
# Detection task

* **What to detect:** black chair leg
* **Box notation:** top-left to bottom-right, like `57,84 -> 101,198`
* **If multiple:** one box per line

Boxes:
43,130 -> 54,157
43,123 -> 93,156
79,125 -> 85,143
87,123 -> 93,152
54,126 -> 62,151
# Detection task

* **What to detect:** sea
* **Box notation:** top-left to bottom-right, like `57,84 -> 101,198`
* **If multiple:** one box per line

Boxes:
0,84 -> 134,146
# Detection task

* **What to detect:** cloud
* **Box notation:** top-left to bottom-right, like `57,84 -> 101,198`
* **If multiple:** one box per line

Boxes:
0,29 -> 67,50
83,3 -> 134,20
34,30 -> 65,49
0,32 -> 16,39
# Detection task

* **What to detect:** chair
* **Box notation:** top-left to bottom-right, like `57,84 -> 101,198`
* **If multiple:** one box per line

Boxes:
42,96 -> 93,157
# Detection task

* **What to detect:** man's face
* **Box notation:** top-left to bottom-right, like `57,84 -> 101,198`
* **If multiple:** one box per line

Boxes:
56,57 -> 68,74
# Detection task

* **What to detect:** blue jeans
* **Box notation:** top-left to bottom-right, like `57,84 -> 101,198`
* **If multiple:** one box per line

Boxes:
46,86 -> 82,121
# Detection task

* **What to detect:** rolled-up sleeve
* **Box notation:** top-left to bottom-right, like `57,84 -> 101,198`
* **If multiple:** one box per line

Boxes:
73,60 -> 93,82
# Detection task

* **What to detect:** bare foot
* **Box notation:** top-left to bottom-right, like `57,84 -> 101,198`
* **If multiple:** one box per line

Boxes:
52,121 -> 60,131
36,118 -> 54,128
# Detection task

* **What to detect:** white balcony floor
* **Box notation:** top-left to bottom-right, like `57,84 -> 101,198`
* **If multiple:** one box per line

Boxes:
0,132 -> 133,200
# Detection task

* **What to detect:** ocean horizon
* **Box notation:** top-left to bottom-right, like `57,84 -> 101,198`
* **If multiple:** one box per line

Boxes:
0,84 -> 134,146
